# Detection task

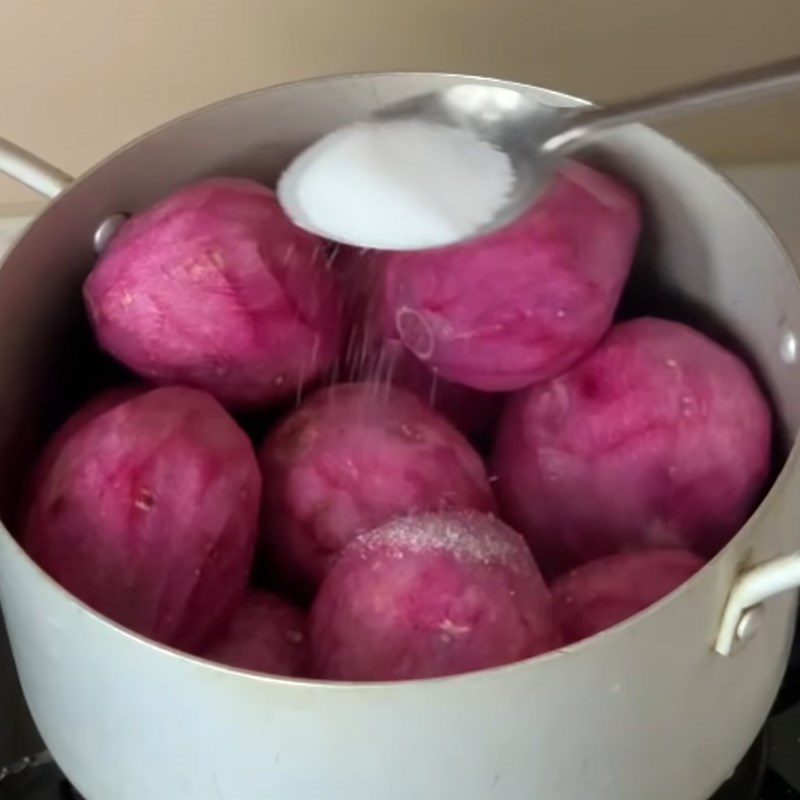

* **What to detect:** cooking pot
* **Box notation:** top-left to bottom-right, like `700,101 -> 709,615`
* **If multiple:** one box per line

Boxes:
0,72 -> 799,800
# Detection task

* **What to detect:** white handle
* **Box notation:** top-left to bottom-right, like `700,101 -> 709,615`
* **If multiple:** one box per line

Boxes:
0,137 -> 72,199
715,551 -> 800,656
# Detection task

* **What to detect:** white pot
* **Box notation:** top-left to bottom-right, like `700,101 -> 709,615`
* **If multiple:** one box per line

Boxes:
0,73 -> 799,800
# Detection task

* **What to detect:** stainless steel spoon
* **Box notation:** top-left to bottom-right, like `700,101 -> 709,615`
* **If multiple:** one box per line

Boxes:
283,55 -> 800,249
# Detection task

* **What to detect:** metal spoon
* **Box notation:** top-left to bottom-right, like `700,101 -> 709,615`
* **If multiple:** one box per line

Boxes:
283,55 -> 800,249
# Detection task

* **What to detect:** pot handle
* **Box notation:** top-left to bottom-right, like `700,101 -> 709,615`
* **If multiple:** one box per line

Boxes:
715,551 -> 800,656
0,137 -> 72,199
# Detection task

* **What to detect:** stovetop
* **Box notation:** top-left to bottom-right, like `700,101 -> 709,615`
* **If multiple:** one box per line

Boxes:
4,621 -> 800,800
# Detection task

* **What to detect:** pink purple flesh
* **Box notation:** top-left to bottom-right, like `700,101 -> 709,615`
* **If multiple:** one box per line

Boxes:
551,548 -> 705,643
84,177 -> 343,409
310,510 -> 561,681
23,386 -> 261,650
493,317 -> 772,577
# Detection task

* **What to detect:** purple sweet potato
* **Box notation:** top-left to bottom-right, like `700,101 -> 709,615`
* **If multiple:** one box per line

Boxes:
373,161 -> 641,391
310,511 -> 561,681
494,317 -> 772,576
552,549 -> 705,643
84,178 -> 342,409
202,590 -> 308,677
260,383 -> 495,592
23,386 -> 261,650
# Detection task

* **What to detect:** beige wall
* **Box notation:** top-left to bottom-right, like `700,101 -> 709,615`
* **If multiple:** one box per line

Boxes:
1,0 -> 799,204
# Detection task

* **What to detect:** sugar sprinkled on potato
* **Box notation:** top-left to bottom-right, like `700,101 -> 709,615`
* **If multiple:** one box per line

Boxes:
310,511 -> 561,681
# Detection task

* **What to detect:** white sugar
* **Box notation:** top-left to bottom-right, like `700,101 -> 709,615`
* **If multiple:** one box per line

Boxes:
278,119 -> 515,250
357,511 -> 523,568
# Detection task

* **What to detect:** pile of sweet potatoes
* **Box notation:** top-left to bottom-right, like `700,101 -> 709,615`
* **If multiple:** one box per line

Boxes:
22,169 -> 773,681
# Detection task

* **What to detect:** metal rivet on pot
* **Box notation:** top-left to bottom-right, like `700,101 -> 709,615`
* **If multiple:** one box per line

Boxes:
735,605 -> 764,642
93,214 -> 129,254
779,326 -> 798,365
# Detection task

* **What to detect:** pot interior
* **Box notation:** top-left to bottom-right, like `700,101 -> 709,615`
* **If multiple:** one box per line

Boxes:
0,72 -> 798,557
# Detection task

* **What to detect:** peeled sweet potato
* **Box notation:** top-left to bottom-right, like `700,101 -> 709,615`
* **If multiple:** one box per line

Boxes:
372,161 -> 641,391
260,383 -> 495,593
310,511 -> 561,680
202,591 -> 308,677
84,178 -> 342,409
23,386 -> 261,650
552,549 -> 705,643
494,317 -> 772,576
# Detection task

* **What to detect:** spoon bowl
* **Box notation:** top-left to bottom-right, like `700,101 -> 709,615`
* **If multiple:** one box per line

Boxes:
370,84 -> 577,241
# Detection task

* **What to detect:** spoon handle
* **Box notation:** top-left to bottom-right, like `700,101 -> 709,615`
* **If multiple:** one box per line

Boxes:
543,54 -> 800,155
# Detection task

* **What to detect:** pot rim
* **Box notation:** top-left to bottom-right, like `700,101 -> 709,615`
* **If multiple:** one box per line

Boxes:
3,69 -> 799,689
